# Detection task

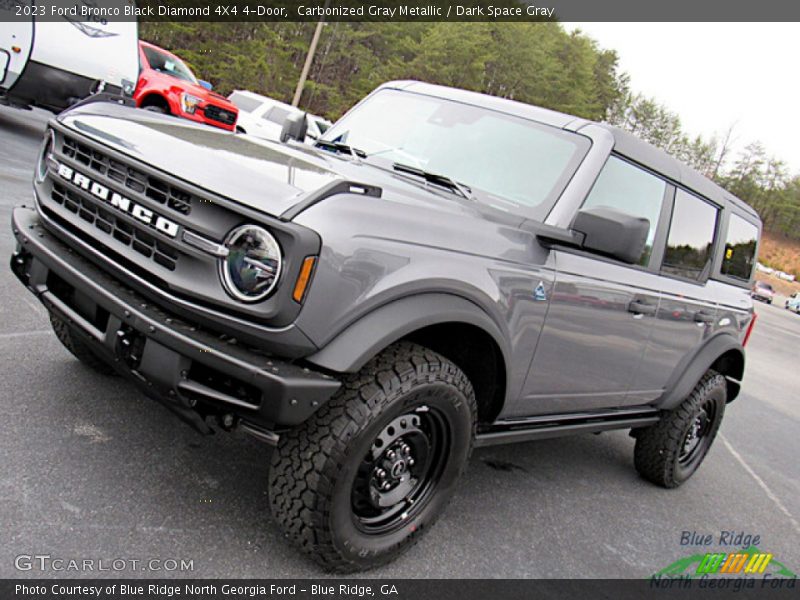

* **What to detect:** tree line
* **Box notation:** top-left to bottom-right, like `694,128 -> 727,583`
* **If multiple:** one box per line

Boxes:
140,22 -> 799,246
607,92 -> 800,244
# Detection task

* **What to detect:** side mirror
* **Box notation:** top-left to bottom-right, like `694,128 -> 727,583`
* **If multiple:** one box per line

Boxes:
198,80 -> 213,91
280,112 -> 308,143
571,206 -> 649,264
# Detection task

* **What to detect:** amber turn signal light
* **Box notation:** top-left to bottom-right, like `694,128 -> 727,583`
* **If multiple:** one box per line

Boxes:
292,256 -> 317,303
12,46 -> 22,53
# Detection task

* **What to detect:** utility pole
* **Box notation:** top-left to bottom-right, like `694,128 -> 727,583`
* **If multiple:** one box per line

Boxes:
292,2 -> 328,107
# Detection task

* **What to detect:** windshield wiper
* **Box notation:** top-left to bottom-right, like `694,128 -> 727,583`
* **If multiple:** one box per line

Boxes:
314,140 -> 367,159
392,163 -> 473,200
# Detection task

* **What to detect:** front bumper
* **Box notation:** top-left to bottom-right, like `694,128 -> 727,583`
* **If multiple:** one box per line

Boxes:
10,206 -> 340,430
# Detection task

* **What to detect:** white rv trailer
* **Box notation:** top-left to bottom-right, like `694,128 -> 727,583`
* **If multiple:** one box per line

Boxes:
0,0 -> 138,112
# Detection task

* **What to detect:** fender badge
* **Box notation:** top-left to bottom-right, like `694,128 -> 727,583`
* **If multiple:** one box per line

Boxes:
534,281 -> 547,301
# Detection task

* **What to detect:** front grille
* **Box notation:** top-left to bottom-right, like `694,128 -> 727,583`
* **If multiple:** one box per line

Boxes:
51,182 -> 179,271
204,105 -> 236,126
63,136 -> 192,216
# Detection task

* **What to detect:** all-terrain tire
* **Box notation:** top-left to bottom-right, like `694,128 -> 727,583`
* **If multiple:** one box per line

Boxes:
268,342 -> 477,573
634,370 -> 726,488
50,314 -> 116,376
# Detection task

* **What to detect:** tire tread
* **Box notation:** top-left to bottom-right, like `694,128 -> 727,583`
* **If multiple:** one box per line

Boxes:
268,341 -> 476,572
634,370 -> 726,488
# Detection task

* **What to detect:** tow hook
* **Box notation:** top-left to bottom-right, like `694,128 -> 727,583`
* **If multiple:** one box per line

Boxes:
115,326 -> 146,370
216,413 -> 237,431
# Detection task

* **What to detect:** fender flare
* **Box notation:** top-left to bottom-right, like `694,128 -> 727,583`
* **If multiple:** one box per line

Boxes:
304,293 -> 511,375
657,333 -> 745,411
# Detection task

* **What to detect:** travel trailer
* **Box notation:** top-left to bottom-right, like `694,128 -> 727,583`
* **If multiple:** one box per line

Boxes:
0,1 -> 138,112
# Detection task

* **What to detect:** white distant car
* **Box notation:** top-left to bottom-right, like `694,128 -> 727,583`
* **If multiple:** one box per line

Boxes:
755,262 -> 774,274
228,90 -> 332,142
776,271 -> 796,282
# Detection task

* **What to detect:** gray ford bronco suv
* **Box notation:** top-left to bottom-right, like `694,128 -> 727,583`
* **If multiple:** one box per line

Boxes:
10,81 -> 760,572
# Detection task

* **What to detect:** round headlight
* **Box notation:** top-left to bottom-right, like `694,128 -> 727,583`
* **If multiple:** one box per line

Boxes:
36,129 -> 55,183
219,225 -> 282,302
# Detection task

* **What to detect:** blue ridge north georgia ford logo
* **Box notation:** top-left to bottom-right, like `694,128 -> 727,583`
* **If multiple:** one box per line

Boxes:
55,162 -> 180,238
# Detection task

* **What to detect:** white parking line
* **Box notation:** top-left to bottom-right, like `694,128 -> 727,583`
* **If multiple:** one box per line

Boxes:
22,295 -> 46,317
721,433 -> 800,536
0,330 -> 51,339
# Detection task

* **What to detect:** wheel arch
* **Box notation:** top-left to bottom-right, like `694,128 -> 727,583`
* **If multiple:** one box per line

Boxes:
303,293 -> 510,424
658,333 -> 745,411
138,92 -> 171,113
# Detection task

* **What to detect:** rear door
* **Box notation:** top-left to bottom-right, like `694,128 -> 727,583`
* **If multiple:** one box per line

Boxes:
630,188 -> 721,397
0,8 -> 33,91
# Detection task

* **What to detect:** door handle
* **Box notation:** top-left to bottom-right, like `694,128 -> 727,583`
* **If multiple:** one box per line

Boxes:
627,299 -> 657,316
694,310 -> 715,324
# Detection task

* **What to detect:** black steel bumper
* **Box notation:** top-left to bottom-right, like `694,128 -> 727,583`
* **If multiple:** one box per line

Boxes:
10,206 -> 340,431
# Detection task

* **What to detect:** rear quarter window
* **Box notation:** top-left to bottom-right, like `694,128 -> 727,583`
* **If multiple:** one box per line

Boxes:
721,214 -> 759,281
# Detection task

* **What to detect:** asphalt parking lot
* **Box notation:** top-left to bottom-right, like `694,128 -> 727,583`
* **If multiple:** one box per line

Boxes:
0,104 -> 798,579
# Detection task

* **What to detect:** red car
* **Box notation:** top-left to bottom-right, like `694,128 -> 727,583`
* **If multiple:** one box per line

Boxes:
134,41 -> 238,131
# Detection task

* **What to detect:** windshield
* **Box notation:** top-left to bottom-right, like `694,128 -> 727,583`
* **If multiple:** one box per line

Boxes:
758,282 -> 773,291
143,46 -> 198,84
321,89 -> 590,216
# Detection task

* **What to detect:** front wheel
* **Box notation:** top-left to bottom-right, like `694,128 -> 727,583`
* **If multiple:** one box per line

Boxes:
268,342 -> 476,572
634,371 -> 726,488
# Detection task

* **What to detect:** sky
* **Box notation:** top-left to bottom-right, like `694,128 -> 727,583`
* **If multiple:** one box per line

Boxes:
567,23 -> 800,176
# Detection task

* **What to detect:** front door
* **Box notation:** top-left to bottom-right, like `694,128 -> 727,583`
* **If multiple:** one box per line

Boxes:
510,155 -> 670,417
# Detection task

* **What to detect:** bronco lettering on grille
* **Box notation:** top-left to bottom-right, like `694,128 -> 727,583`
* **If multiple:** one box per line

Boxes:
56,163 -> 179,238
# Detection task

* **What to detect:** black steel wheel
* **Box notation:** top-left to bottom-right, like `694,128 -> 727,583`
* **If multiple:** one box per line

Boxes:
268,342 -> 476,572
634,370 -> 726,488
350,407 -> 450,535
676,397 -> 717,474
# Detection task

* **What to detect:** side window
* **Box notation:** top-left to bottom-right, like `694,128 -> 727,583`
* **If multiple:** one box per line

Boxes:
582,156 -> 666,266
721,214 -> 758,280
228,93 -> 262,114
263,106 -> 291,125
662,189 -> 719,281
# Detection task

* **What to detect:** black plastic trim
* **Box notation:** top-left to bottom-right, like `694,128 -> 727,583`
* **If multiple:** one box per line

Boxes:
476,407 -> 660,447
281,179 -> 382,221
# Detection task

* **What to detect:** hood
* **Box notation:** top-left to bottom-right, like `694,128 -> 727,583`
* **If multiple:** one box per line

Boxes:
58,103 -> 341,216
56,103 -> 524,227
190,85 -> 234,107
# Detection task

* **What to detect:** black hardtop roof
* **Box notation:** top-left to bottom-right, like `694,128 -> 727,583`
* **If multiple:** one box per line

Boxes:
597,124 -> 759,220
379,80 -> 760,222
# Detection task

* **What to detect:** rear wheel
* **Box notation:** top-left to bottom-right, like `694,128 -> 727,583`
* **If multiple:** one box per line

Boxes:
50,314 -> 116,376
634,371 -> 726,488
268,342 -> 476,572
142,105 -> 167,114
